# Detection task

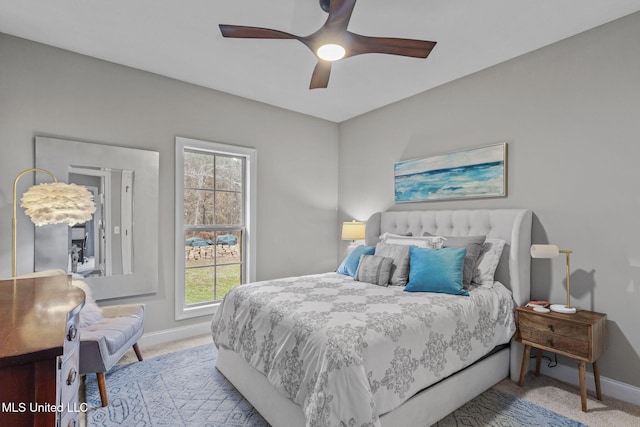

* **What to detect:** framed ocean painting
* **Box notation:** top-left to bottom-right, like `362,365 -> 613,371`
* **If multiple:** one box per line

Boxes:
394,143 -> 507,203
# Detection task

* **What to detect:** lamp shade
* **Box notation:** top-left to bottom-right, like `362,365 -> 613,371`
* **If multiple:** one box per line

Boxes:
21,182 -> 96,226
341,221 -> 366,241
530,244 -> 560,259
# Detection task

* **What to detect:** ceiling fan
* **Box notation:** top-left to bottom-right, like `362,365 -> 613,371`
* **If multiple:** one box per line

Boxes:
219,0 -> 437,89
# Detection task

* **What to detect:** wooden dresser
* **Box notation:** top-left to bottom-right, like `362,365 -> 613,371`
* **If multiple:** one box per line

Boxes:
0,274 -> 85,427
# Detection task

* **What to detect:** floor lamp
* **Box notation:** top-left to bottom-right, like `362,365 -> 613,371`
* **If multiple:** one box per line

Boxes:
12,167 -> 96,277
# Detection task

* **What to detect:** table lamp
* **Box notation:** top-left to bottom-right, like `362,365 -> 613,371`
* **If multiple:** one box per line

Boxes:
341,221 -> 366,243
530,244 -> 576,314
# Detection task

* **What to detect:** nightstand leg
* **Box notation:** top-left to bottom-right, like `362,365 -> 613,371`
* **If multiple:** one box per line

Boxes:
593,360 -> 602,400
518,345 -> 531,386
535,349 -> 543,376
578,361 -> 588,412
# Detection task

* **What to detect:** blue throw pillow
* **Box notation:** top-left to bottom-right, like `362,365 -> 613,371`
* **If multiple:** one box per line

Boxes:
404,247 -> 469,296
337,245 -> 375,277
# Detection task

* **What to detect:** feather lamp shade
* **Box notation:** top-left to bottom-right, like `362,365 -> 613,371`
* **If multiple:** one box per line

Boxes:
21,182 -> 95,226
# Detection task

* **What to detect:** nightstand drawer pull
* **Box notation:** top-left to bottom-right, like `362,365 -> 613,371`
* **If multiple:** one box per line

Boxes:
67,325 -> 77,341
547,324 -> 554,332
547,339 -> 554,347
66,369 -> 77,386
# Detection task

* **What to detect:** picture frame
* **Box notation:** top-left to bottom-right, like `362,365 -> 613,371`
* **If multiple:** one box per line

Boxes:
394,143 -> 507,203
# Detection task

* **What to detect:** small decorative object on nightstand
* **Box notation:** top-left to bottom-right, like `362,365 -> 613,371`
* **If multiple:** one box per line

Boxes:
515,306 -> 607,412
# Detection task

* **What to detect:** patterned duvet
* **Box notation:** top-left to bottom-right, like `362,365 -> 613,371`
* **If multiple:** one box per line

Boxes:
211,272 -> 515,427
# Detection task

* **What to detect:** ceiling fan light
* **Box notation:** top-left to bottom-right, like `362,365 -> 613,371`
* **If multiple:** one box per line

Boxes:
317,44 -> 345,61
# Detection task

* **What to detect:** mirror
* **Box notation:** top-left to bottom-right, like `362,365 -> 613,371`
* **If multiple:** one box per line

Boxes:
35,137 -> 159,300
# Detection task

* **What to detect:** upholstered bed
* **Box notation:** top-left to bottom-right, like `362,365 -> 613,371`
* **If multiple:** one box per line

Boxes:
212,209 -> 532,426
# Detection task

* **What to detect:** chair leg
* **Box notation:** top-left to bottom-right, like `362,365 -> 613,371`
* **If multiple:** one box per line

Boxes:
133,343 -> 143,361
97,372 -> 108,407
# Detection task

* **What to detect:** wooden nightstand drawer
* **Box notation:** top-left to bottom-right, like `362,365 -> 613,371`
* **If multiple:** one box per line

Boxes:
518,310 -> 589,341
519,328 -> 589,359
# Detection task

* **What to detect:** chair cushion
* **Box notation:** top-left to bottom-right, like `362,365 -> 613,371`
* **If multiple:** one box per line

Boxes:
81,306 -> 144,356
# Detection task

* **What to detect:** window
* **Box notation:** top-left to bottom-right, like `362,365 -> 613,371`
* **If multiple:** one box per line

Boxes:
175,137 -> 256,320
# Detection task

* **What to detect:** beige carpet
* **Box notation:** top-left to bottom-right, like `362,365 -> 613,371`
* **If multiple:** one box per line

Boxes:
113,334 -> 640,426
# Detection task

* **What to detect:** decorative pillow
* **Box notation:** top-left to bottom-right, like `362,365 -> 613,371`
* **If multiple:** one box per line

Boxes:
337,245 -> 375,277
472,238 -> 506,287
374,242 -> 411,286
423,233 -> 486,288
354,255 -> 394,286
380,232 -> 445,248
404,247 -> 469,296
71,279 -> 104,327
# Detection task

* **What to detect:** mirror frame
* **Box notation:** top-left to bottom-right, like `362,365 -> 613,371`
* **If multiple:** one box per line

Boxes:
34,136 -> 159,300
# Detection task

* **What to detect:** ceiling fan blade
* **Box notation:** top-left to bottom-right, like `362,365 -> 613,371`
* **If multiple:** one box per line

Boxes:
309,61 -> 332,89
324,0 -> 357,32
346,33 -> 436,59
219,24 -> 297,40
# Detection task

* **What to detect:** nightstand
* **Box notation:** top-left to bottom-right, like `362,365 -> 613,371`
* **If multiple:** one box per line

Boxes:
515,306 -> 607,412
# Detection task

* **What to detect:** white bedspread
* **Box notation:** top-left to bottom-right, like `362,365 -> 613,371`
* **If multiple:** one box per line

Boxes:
211,272 -> 515,427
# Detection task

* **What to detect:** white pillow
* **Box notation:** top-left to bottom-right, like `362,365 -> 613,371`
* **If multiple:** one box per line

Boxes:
71,279 -> 104,327
380,232 -> 446,248
472,238 -> 506,287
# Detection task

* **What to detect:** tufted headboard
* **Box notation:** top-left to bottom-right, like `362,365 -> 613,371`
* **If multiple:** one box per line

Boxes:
365,209 -> 532,305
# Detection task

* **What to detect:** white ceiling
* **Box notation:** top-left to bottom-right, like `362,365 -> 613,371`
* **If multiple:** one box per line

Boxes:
1,0 -> 640,122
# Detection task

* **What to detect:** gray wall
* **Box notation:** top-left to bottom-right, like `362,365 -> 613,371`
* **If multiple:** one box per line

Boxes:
339,12 -> 640,387
0,33 -> 339,333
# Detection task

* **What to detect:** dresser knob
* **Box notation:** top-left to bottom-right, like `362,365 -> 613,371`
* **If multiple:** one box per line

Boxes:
547,324 -> 554,332
67,325 -> 77,341
67,369 -> 77,386
547,339 -> 554,347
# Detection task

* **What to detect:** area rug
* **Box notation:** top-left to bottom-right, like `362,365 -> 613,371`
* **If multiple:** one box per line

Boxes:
85,344 -> 586,427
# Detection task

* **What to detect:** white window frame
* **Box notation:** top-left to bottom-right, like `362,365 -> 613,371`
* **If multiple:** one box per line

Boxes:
175,136 -> 257,320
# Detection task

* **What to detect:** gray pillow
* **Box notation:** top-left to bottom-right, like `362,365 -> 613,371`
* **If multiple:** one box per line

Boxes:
424,233 -> 486,288
374,242 -> 411,286
354,255 -> 394,286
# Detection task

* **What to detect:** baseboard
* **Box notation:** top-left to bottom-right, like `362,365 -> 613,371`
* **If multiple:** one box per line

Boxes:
531,359 -> 640,406
138,321 -> 211,347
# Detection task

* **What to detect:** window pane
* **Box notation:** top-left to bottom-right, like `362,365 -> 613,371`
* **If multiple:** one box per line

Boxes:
216,156 -> 243,191
184,151 -> 215,189
215,264 -> 241,300
185,266 -> 214,305
215,191 -> 242,225
185,231 -> 215,267
184,189 -> 215,225
215,230 -> 242,265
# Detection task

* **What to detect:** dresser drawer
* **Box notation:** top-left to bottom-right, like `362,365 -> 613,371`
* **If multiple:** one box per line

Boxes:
59,391 -> 81,427
519,328 -> 590,359
63,314 -> 80,357
58,349 -> 80,407
518,310 -> 589,341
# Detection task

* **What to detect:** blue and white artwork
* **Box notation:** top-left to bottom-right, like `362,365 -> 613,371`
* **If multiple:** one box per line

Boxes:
394,143 -> 507,202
